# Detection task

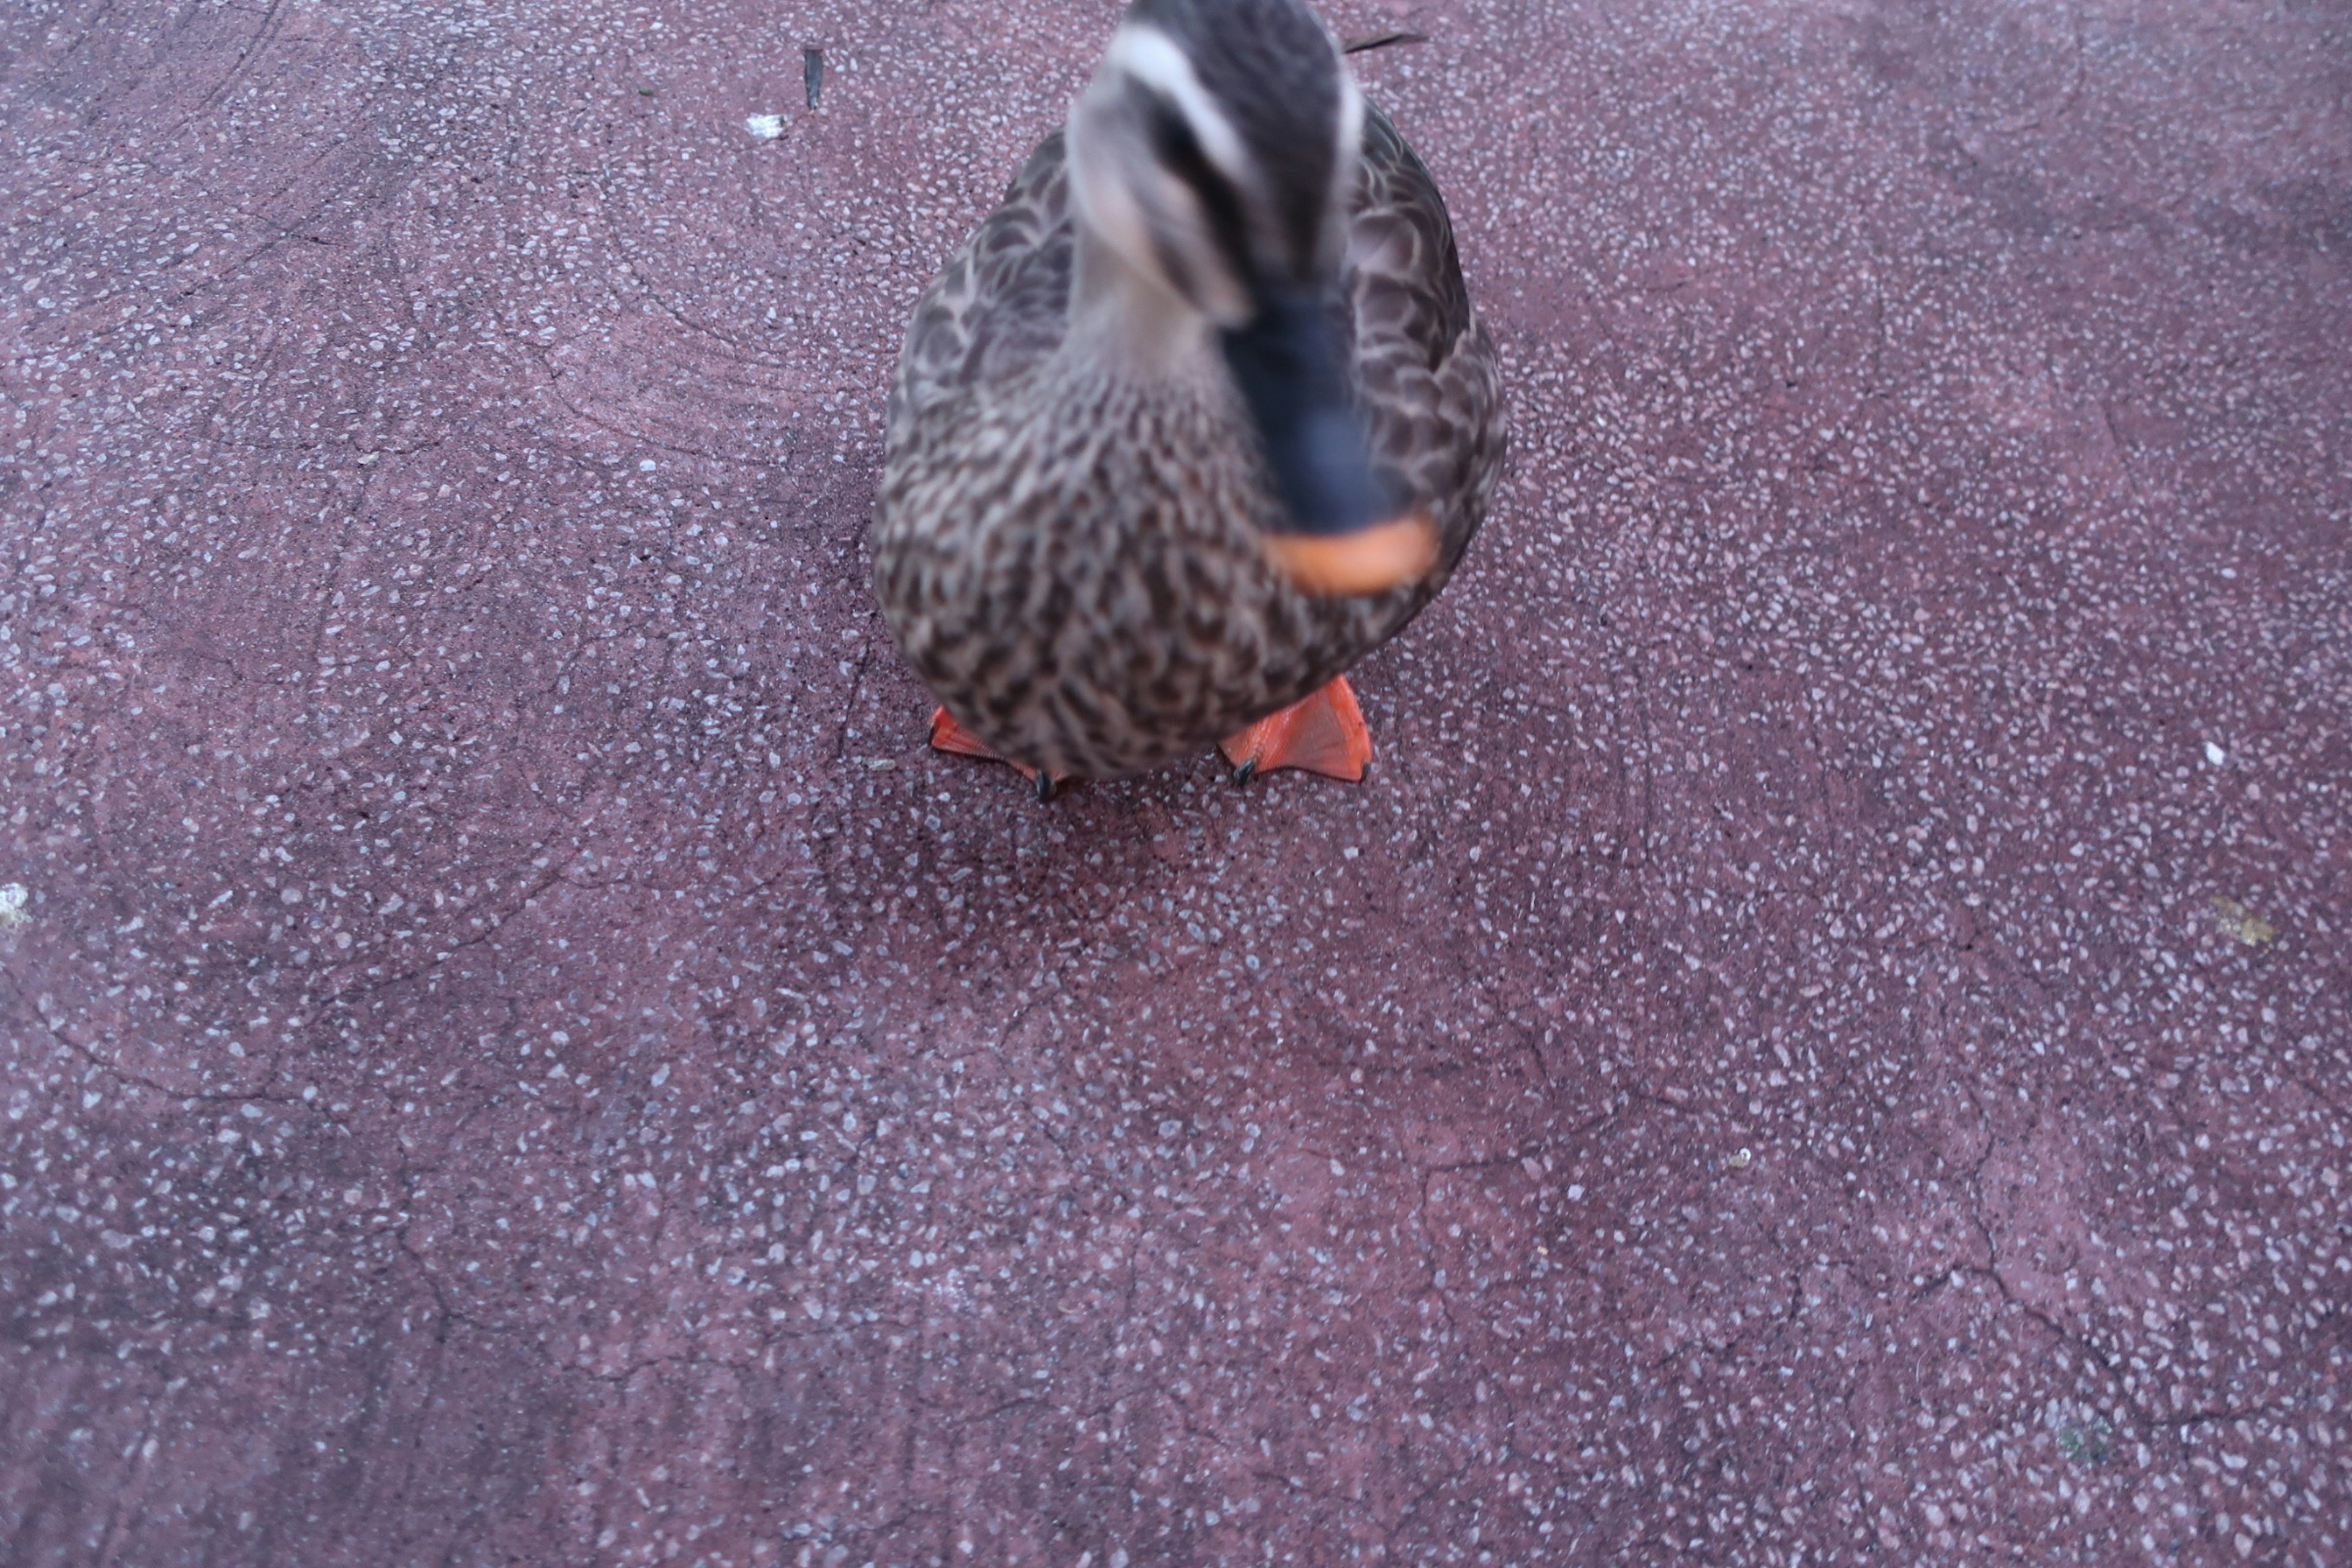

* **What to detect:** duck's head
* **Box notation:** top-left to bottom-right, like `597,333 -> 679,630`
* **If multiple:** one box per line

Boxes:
1066,0 -> 1438,595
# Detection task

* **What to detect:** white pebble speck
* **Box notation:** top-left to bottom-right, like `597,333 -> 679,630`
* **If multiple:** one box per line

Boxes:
744,113 -> 784,140
2204,741 -> 2226,765
0,883 -> 26,929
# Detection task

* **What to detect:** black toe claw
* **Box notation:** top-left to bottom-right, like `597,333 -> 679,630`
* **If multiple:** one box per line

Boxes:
1230,758 -> 1257,789
1033,771 -> 1058,804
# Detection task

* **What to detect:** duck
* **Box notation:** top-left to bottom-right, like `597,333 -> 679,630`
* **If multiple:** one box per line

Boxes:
871,0 -> 1504,797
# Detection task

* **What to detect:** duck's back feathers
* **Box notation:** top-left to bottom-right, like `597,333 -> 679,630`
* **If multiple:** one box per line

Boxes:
889,135 -> 1074,435
1344,107 -> 1504,592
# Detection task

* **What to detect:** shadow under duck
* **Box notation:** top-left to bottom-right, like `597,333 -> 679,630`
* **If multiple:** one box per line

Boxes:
872,0 -> 1504,796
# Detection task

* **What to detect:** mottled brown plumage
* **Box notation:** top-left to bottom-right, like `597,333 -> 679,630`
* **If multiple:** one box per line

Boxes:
872,0 -> 1504,782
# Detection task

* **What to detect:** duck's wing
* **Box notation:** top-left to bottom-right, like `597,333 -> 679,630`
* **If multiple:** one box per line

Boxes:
1341,104 -> 1507,584
886,132 -> 1074,439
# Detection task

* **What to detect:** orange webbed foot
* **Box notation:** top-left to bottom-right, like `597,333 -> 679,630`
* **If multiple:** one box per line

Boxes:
929,707 -> 1069,801
1217,677 -> 1373,785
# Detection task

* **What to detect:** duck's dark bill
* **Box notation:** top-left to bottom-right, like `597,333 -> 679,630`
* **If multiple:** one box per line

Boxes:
1221,294 -> 1433,595
1261,511 -> 1438,595
1221,298 -> 1384,510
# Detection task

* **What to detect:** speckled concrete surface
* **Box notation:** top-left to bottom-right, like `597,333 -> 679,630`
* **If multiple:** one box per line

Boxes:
2,1 -> 2348,1564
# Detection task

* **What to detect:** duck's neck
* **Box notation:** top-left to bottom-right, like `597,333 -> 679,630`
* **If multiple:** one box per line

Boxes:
1061,222 -> 1221,384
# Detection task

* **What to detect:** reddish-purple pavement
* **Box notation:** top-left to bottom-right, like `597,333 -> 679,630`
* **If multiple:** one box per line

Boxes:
3,1 -> 2348,1564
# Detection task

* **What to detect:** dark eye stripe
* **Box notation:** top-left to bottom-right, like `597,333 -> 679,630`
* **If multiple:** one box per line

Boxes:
1137,86 -> 1257,288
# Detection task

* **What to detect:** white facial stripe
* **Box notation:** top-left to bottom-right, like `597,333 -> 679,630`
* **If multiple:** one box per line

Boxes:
1102,23 -> 1250,182
1335,70 -> 1364,187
